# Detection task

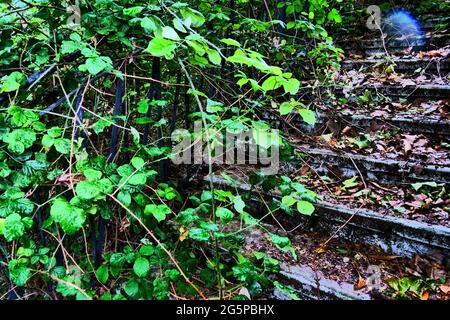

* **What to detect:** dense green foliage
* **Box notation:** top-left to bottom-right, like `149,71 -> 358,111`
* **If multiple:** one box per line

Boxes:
0,0 -> 347,300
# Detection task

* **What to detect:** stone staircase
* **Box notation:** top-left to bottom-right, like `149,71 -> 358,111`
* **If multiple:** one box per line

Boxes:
210,2 -> 450,300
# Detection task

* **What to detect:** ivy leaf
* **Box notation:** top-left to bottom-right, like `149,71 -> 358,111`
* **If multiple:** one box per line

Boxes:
216,207 -> 234,224
133,257 -> 150,278
145,38 -> 176,59
3,213 -> 25,241
296,201 -> 315,216
50,198 -> 86,235
298,109 -> 316,126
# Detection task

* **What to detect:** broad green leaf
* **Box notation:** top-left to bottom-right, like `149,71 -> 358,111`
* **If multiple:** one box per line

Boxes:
296,201 -> 315,216
50,198 -> 86,235
162,26 -> 180,40
216,207 -> 234,224
1,72 -> 26,93
133,257 -> 150,278
298,109 -> 316,125
54,138 -> 71,154
280,102 -> 294,115
145,38 -> 176,59
220,38 -> 241,47
76,181 -> 102,200
96,265 -> 109,284
3,213 -> 25,241
282,196 -> 297,207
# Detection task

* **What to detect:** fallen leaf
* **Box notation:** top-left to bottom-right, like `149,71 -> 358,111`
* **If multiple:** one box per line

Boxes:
402,134 -> 417,155
420,290 -> 429,300
354,276 -> 366,290
316,245 -> 327,254
439,285 -> 450,294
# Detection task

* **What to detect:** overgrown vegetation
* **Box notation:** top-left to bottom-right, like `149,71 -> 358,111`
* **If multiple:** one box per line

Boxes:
0,0 -> 347,300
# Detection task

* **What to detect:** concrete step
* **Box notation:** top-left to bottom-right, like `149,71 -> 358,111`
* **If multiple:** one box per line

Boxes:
339,83 -> 450,100
274,109 -> 450,137
342,58 -> 450,75
293,146 -> 450,184
209,176 -> 450,260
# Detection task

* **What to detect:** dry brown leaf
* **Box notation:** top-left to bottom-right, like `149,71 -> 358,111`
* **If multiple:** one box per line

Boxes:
402,135 -> 417,155
420,290 -> 429,301
439,285 -> 450,294
315,245 -> 327,254
354,276 -> 366,290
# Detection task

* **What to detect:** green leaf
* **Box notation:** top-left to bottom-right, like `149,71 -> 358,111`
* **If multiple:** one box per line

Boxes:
216,207 -> 234,224
83,169 -> 102,181
162,26 -> 180,40
144,204 -> 170,223
141,17 -> 157,32
133,257 -> 150,278
137,98 -> 149,114
328,8 -> 342,23
189,228 -> 210,241
42,135 -> 55,149
8,260 -> 31,286
282,78 -> 300,95
1,72 -> 26,93
207,49 -> 221,65
48,127 -> 62,138
3,129 -> 36,154
296,201 -> 315,216
84,56 -> 113,76
50,198 -> 86,235
298,109 -> 316,125
145,38 -> 176,59
139,245 -> 155,256
3,213 -> 25,241
131,157 -> 145,169
76,181 -> 102,200
280,102 -> 294,116
54,138 -> 71,154
128,173 -> 147,186
220,38 -> 241,47
233,196 -> 246,214
123,6 -> 144,16
282,196 -> 297,207
96,265 -> 109,284
124,279 -> 139,296
411,182 -> 440,191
